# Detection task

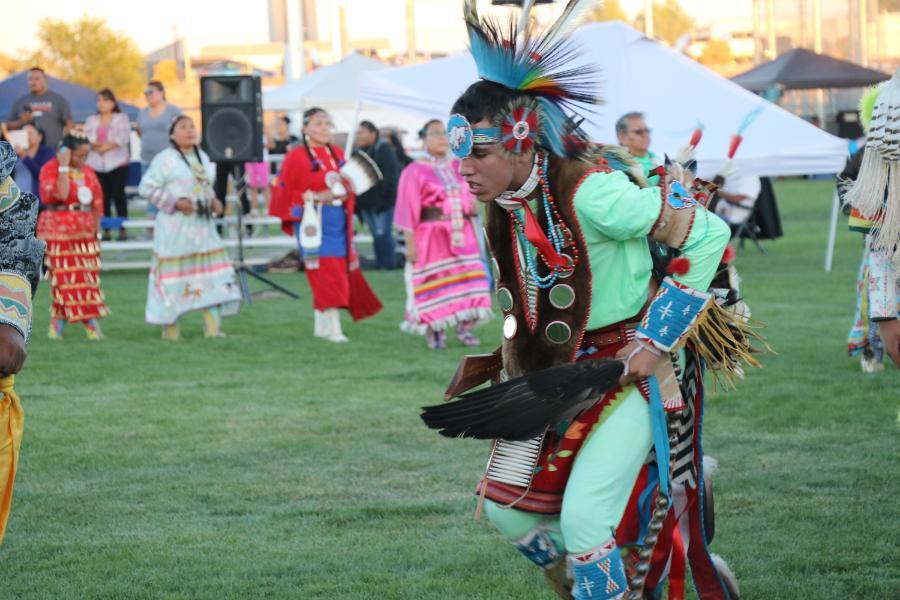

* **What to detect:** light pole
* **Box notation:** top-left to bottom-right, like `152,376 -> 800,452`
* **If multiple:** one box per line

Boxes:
644,0 -> 654,39
285,0 -> 306,81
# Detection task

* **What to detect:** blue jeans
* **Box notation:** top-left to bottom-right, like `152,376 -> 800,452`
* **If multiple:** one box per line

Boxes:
359,207 -> 396,269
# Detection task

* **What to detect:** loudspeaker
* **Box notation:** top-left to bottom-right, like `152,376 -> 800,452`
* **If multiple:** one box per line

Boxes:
200,75 -> 263,162
836,110 -> 864,140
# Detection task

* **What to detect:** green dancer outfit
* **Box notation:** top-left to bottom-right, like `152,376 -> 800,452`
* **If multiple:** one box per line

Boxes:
421,2 -> 761,599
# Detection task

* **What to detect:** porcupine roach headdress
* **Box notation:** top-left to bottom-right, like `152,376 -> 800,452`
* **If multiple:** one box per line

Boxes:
846,68 -> 900,266
447,0 -> 601,161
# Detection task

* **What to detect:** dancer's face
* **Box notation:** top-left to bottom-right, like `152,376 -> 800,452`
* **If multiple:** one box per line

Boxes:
423,121 -> 449,158
304,112 -> 333,147
68,143 -> 90,168
457,118 -> 534,202
170,117 -> 197,148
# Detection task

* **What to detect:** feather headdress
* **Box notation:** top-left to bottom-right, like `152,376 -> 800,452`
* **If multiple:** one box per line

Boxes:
457,0 -> 601,158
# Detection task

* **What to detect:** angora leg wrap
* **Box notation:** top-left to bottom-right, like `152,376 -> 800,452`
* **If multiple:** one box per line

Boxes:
513,525 -> 565,569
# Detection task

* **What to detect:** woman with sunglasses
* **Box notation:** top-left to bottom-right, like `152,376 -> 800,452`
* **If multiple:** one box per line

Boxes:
136,81 -> 182,187
139,115 -> 241,340
272,107 -> 382,342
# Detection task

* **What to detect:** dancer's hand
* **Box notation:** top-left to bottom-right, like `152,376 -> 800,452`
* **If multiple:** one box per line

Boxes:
175,198 -> 195,215
57,147 -> 71,167
0,323 -> 27,377
615,340 -> 664,386
211,198 -> 224,217
877,319 -> 900,368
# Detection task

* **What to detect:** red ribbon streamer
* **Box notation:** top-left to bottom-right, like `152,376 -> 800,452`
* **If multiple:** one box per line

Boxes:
668,524 -> 687,600
511,199 -> 568,269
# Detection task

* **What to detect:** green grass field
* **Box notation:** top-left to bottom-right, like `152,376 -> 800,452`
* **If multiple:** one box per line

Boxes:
2,179 -> 898,599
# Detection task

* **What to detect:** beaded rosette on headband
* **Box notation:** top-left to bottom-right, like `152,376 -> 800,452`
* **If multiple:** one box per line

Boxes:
447,0 -> 600,161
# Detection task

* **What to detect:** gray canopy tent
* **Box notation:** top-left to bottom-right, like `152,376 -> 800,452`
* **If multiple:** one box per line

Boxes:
732,48 -> 889,92
734,50 -> 890,272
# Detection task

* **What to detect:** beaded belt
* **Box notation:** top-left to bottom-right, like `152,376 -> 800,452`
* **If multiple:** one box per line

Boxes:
581,279 -> 659,349
46,204 -> 87,212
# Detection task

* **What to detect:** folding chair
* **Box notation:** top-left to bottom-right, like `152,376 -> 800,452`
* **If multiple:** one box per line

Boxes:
734,206 -> 768,256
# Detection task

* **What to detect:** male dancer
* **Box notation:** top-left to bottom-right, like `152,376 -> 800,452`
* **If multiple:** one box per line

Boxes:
844,69 -> 900,368
423,2 -> 757,598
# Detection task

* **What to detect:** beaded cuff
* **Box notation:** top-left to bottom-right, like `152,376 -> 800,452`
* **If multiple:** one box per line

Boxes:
0,272 -> 33,342
636,277 -> 712,352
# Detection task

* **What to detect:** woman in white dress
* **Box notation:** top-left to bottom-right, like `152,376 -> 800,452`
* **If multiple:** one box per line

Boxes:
139,115 -> 241,340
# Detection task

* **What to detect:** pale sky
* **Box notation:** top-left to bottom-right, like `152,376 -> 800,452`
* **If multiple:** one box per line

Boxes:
3,0 -> 753,57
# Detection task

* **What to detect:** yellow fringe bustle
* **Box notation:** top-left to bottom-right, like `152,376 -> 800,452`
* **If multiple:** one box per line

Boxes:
685,300 -> 773,389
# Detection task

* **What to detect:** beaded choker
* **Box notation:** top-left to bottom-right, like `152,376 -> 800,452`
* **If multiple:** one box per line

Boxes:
494,154 -> 540,210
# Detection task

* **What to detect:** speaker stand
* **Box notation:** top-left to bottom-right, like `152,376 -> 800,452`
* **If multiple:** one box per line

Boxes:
230,165 -> 300,303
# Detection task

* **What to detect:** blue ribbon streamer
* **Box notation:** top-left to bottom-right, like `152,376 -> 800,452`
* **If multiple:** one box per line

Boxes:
647,374 -> 671,500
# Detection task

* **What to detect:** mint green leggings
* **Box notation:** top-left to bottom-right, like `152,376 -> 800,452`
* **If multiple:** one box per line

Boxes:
484,386 -> 653,554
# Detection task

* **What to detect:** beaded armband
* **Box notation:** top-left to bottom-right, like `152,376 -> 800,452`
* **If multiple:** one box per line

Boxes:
649,180 -> 698,250
0,142 -> 45,342
0,272 -> 33,342
636,278 -> 712,352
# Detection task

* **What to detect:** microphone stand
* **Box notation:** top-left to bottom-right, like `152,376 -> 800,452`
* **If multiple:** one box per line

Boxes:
230,164 -> 299,303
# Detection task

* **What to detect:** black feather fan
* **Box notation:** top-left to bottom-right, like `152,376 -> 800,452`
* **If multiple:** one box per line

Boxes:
421,359 -> 624,441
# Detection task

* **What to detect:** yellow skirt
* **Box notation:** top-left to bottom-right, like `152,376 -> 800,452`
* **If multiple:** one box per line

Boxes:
0,375 -> 24,545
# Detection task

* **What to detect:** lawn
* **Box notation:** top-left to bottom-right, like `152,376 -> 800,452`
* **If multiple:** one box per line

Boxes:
2,179 -> 897,599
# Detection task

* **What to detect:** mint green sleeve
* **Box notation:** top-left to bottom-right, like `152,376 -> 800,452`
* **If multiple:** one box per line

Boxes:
675,208 -> 731,290
573,171 -> 662,241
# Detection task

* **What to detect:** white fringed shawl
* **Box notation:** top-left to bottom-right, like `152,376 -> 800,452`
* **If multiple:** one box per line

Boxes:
847,69 -> 900,267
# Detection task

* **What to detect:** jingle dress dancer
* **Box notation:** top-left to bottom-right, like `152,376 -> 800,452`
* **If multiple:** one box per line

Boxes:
38,133 -> 108,340
139,115 -> 242,340
842,69 -> 900,369
420,2 -> 762,599
0,141 -> 46,544
394,119 -> 493,349
272,107 -> 382,343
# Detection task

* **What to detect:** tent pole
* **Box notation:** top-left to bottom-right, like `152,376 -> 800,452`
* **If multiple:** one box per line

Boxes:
824,189 -> 839,272
345,98 -> 362,155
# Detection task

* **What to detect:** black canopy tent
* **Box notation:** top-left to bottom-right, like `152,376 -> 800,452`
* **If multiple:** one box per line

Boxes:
732,48 -> 889,92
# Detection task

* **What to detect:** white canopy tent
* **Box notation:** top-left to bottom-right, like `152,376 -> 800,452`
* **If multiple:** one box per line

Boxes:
359,21 -> 848,178
358,21 -> 850,269
262,53 -> 423,143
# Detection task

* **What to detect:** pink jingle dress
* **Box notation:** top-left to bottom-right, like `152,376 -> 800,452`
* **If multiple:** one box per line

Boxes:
394,159 -> 492,334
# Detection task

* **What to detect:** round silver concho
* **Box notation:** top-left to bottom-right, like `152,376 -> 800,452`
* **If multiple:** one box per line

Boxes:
491,257 -> 502,280
503,314 -> 518,339
545,320 -> 572,344
77,185 -> 93,206
548,283 -> 575,310
497,287 -> 514,312
557,253 -> 575,279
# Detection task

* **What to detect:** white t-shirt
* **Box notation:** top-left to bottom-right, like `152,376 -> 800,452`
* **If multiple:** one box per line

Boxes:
715,174 -> 761,225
